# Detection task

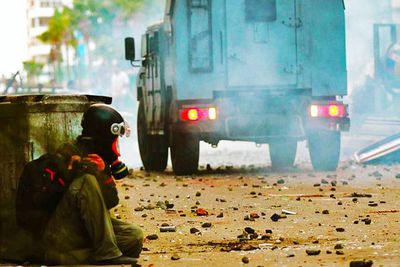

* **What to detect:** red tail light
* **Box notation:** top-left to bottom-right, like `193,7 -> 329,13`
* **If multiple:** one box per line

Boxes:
180,107 -> 217,122
310,103 -> 346,118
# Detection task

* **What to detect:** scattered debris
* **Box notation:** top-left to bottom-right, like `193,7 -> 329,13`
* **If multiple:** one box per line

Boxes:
160,225 -> 177,232
306,249 -> 321,256
270,213 -> 286,222
277,179 -> 285,184
196,208 -> 209,216
244,227 -> 255,234
190,227 -> 200,234
282,209 -> 297,215
171,254 -> 180,260
146,234 -> 159,240
349,193 -> 372,198
202,222 -> 212,228
349,260 -> 373,267
334,244 -> 344,250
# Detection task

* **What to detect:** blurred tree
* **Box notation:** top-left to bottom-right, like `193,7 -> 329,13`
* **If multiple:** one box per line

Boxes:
38,8 -> 76,83
23,60 -> 44,85
38,0 -> 162,92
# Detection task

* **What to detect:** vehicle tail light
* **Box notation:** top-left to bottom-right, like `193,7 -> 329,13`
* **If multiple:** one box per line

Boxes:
180,107 -> 217,122
309,103 -> 346,118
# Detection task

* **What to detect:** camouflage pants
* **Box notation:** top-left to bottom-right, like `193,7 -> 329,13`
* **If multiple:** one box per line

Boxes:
42,174 -> 143,265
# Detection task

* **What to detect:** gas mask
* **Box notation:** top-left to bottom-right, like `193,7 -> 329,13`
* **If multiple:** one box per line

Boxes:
80,104 -> 131,180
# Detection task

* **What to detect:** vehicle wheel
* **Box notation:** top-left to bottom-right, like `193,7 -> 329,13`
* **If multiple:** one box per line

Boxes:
170,133 -> 199,175
269,139 -> 297,170
137,100 -> 168,171
308,130 -> 341,171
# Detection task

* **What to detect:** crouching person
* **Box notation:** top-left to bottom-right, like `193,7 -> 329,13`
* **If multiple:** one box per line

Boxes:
16,104 -> 143,265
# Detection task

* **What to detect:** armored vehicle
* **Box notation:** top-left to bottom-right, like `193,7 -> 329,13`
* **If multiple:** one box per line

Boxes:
125,0 -> 350,174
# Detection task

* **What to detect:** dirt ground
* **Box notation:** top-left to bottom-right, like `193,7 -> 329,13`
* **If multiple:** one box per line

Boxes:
114,161 -> 400,267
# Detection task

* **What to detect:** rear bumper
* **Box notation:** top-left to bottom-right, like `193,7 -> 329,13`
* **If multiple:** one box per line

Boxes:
171,113 -> 306,143
306,117 -> 350,132
170,96 -> 350,143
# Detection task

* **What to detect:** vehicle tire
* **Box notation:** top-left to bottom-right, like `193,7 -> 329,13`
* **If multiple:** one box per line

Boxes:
137,100 -> 168,172
170,132 -> 199,175
308,130 -> 341,171
269,139 -> 297,170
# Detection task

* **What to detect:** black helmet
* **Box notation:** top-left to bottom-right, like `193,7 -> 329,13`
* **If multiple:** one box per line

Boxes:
81,104 -> 130,140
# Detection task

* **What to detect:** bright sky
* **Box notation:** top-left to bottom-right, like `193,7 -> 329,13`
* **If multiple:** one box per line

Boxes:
0,1 -> 27,77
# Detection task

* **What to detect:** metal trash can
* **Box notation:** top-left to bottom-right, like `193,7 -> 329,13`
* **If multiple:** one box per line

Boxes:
0,94 -> 111,261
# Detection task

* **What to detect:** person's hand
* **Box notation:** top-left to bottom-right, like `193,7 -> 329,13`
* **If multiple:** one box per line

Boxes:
82,154 -> 106,171
68,155 -> 82,170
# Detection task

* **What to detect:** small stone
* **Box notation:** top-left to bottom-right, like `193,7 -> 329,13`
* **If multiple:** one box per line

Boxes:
124,196 -> 130,199
321,179 -> 329,184
202,222 -> 212,228
244,227 -> 255,234
363,218 -> 372,225
277,179 -> 285,184
334,244 -> 344,250
190,227 -> 200,234
242,256 -> 250,264
336,250 -> 344,255
331,181 -> 337,186
368,203 -> 378,207
306,249 -> 321,256
270,213 -> 282,222
217,212 -> 224,218
196,208 -> 209,216
322,210 -> 329,214
146,234 -> 159,240
134,206 -> 144,212
265,229 -> 273,234
171,254 -> 180,261
196,191 -> 201,197
250,213 -> 260,219
336,227 -> 345,232
338,201 -> 343,205
286,251 -> 295,257
349,260 -> 373,267
326,250 -> 332,254
313,183 -> 321,187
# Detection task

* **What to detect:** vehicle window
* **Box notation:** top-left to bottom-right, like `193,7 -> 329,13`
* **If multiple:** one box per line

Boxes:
245,0 -> 276,22
188,0 -> 213,72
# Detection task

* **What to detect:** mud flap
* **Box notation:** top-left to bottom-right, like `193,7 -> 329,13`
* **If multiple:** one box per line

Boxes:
354,132 -> 400,164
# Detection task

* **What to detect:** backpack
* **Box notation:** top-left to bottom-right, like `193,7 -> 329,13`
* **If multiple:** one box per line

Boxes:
15,153 -> 72,234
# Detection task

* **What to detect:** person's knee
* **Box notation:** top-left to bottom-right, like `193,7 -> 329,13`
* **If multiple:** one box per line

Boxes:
121,224 -> 143,258
128,225 -> 144,245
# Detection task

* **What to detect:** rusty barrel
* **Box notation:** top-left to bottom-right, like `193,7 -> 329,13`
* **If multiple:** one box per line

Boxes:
0,94 -> 111,261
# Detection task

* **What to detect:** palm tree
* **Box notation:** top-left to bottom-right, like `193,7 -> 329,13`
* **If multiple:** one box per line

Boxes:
23,60 -> 44,86
38,8 -> 76,83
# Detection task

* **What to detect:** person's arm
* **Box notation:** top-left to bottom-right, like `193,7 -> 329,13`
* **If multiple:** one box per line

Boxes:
79,154 -> 119,209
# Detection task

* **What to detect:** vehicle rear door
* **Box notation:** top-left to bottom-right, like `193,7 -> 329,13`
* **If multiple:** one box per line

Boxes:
225,0 -> 298,88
